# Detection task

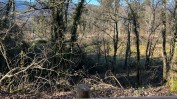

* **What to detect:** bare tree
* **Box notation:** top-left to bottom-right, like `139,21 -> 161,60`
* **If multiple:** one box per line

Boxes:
112,0 -> 120,73
144,0 -> 161,69
50,0 -> 66,67
93,0 -> 121,71
168,0 -> 177,92
125,0 -> 141,86
161,0 -> 168,83
70,0 -> 85,52
124,18 -> 131,78
169,0 -> 177,64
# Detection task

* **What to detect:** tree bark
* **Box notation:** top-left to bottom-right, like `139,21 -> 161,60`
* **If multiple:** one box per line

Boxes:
70,0 -> 84,52
112,21 -> 119,72
168,0 -> 177,92
112,0 -> 120,73
125,0 -> 141,86
161,0 -> 168,83
50,0 -> 66,67
145,5 -> 156,69
124,21 -> 131,79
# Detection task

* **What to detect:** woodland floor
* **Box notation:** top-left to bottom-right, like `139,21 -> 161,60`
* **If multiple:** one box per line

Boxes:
0,67 -> 175,99
0,85 -> 177,99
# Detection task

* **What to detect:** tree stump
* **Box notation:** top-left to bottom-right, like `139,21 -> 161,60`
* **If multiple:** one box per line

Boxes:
76,84 -> 90,98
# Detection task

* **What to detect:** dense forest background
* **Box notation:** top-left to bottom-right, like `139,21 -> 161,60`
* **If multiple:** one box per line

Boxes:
0,0 -> 177,97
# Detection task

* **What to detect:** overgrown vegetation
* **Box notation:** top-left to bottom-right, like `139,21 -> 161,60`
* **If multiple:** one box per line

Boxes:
0,0 -> 177,98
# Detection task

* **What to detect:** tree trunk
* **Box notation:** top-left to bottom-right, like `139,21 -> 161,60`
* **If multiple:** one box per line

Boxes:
112,0 -> 120,73
70,0 -> 85,51
50,0 -> 66,67
69,0 -> 85,68
126,0 -> 141,86
145,9 -> 156,69
64,0 -> 70,28
168,0 -> 177,92
132,10 -> 141,86
133,19 -> 141,86
103,38 -> 108,69
124,21 -> 131,79
112,21 -> 119,73
161,0 -> 168,83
